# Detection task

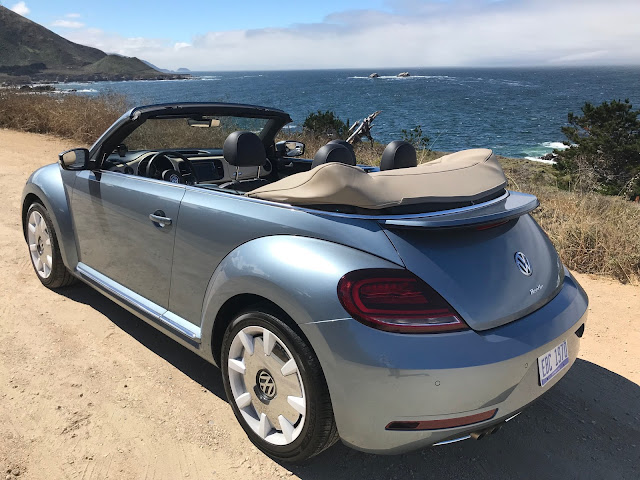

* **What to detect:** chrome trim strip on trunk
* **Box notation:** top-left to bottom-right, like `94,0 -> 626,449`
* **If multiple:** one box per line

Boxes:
75,263 -> 202,346
296,191 -> 511,220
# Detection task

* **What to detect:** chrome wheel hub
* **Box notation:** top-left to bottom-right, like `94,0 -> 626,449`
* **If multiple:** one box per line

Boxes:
256,369 -> 277,400
27,210 -> 53,279
227,326 -> 307,446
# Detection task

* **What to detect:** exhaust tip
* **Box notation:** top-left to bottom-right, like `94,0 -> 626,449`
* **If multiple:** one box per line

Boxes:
470,422 -> 504,440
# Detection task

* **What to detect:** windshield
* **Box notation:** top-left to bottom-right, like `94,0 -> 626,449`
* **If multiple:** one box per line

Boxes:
123,116 -> 271,151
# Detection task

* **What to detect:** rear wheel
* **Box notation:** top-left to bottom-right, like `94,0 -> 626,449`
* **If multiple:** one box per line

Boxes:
221,309 -> 338,462
25,202 -> 76,288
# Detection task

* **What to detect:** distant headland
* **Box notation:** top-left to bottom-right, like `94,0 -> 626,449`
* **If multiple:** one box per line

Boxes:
0,5 -> 188,85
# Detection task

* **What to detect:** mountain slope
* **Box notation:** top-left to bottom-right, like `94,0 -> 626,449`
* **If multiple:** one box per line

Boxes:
0,6 -> 105,68
83,55 -> 158,75
0,6 -> 185,82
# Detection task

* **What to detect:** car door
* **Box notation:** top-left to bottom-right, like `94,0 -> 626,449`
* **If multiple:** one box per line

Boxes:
70,170 -> 185,310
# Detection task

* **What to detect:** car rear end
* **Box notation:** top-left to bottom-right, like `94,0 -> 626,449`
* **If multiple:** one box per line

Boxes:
299,190 -> 588,453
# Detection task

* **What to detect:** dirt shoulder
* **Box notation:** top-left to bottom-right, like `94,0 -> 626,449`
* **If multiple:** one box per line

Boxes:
0,129 -> 638,479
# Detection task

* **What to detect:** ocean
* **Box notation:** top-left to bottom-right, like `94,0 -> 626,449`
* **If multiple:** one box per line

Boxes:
54,67 -> 640,160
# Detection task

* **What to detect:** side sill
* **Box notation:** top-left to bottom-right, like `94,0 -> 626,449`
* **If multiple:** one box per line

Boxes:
76,262 -> 202,348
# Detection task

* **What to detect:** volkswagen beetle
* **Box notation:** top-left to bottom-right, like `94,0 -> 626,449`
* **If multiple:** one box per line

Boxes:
21,103 -> 588,462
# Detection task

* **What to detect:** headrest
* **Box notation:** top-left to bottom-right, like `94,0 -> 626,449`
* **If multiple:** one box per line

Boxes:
380,141 -> 417,171
223,131 -> 266,167
311,143 -> 356,169
327,139 -> 357,164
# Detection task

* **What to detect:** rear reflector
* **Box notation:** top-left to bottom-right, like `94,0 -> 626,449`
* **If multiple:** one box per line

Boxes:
386,409 -> 498,431
337,269 -> 468,333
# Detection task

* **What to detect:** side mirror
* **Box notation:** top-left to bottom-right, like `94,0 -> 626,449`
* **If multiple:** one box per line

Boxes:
58,148 -> 90,170
276,140 -> 305,157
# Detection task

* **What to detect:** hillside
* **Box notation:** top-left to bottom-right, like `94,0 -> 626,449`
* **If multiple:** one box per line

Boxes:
0,6 -> 185,83
82,55 -> 160,76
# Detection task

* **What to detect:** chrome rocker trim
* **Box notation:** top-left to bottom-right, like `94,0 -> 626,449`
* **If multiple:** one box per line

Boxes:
76,263 -> 202,348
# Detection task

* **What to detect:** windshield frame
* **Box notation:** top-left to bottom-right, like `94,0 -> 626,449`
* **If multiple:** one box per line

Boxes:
91,103 -> 292,167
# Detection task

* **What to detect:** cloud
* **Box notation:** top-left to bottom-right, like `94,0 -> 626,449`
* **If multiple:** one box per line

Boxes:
10,2 -> 30,16
51,20 -> 85,29
60,0 -> 640,70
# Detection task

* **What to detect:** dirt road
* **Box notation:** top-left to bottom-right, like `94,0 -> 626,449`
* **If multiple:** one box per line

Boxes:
1,129 -> 638,479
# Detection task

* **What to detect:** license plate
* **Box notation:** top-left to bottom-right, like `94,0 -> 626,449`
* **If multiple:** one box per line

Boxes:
537,340 -> 569,386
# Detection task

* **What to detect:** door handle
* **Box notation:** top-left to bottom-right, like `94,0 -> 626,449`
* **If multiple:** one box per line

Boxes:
149,210 -> 172,227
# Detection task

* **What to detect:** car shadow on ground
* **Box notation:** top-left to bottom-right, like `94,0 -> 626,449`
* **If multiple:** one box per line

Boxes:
60,283 -> 227,401
61,284 -> 640,480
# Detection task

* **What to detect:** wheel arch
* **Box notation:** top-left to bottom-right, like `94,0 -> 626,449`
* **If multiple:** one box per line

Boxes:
21,192 -> 41,241
210,293 -> 308,366
21,165 -> 79,270
198,235 -> 403,366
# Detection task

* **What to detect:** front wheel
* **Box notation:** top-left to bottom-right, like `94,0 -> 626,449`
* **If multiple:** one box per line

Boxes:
25,202 -> 77,288
221,309 -> 338,462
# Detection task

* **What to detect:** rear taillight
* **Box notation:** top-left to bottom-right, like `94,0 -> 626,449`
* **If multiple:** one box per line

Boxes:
337,269 -> 468,333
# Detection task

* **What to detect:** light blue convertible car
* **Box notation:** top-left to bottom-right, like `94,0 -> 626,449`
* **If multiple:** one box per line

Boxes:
21,103 -> 588,462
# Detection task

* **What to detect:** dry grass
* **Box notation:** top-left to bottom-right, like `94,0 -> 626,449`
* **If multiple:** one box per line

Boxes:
529,187 -> 640,283
0,89 -> 128,146
1,90 -> 639,282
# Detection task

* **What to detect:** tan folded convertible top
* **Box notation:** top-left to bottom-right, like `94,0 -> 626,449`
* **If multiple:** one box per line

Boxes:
248,148 -> 507,209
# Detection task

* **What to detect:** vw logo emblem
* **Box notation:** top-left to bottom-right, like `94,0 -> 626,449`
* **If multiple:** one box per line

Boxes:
257,370 -> 277,399
514,252 -> 532,276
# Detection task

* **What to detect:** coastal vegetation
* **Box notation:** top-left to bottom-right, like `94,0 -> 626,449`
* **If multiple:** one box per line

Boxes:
302,110 -> 350,138
554,99 -> 640,197
0,90 -> 638,282
0,90 -> 127,143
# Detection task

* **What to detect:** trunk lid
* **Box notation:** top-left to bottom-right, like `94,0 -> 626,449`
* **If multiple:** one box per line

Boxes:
381,192 -> 563,331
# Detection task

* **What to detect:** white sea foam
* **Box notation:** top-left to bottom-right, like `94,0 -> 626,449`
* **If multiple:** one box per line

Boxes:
542,141 -> 569,150
347,75 -> 454,80
59,88 -> 98,93
520,140 -> 570,164
525,156 -> 557,164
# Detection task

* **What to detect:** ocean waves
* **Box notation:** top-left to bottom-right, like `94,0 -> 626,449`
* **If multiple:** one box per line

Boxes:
522,141 -> 570,163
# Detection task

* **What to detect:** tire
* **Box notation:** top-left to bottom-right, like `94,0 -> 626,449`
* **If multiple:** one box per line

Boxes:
221,308 -> 339,462
25,202 -> 77,289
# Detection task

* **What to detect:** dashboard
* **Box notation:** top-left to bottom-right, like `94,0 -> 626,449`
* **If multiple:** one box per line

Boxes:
102,149 -> 273,185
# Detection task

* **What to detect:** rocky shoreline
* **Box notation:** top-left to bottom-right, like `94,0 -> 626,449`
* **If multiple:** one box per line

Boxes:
0,72 -> 190,87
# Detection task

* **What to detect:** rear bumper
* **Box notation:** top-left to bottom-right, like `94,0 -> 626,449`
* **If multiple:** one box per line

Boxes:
300,269 -> 588,454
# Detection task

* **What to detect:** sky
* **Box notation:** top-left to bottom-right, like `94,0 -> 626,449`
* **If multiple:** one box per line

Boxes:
6,0 -> 640,71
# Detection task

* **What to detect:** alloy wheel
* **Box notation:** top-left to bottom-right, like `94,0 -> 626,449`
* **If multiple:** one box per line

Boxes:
27,210 -> 53,279
227,325 -> 307,445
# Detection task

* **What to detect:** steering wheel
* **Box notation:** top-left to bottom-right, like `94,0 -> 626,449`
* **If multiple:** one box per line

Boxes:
146,151 -> 199,184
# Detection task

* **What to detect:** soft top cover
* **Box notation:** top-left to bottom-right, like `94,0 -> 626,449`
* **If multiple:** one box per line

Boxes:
248,148 -> 507,209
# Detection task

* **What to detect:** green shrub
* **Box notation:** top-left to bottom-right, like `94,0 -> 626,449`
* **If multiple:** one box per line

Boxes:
401,125 -> 430,150
302,110 -> 349,138
554,99 -> 640,196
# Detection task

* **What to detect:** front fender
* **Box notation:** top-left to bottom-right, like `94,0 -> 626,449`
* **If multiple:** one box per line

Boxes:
21,164 -> 78,269
200,235 -> 402,364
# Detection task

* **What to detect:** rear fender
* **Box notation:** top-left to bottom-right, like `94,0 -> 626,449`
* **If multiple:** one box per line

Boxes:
200,235 -> 401,365
21,164 -> 78,269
